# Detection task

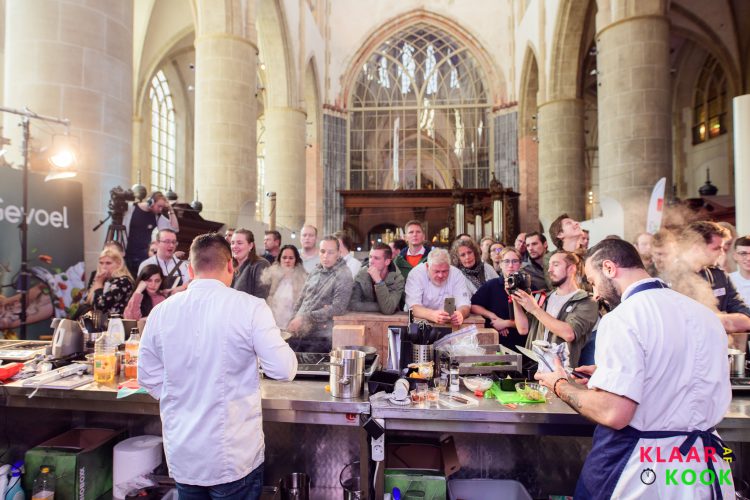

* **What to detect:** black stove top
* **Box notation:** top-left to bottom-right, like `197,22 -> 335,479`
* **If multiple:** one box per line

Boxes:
731,377 -> 750,391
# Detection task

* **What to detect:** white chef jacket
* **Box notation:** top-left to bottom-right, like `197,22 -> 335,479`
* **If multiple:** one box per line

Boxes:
138,279 -> 297,486
405,263 -> 471,311
588,278 -> 734,499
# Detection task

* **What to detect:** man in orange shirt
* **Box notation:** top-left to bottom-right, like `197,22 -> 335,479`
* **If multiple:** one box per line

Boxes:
393,220 -> 432,279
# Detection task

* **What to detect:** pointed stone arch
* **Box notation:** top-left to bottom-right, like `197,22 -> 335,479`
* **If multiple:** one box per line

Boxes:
305,56 -> 324,229
257,0 -> 295,108
340,10 -> 506,105
548,0 -> 594,100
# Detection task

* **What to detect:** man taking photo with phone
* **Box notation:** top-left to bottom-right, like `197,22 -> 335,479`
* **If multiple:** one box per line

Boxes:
405,248 -> 470,327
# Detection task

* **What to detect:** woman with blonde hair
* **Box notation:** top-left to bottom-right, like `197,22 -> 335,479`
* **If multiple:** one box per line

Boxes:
85,247 -> 134,317
450,238 -> 498,295
261,245 -> 307,329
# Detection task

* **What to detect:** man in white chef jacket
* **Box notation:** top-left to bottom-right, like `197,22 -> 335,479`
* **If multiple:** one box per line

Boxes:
139,232 -> 297,499
536,238 -> 734,500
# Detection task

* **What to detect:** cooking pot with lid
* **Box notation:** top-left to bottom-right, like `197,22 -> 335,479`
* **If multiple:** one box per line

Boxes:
329,349 -> 365,398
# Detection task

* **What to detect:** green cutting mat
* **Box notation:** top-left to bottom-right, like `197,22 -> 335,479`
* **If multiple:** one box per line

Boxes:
485,382 -> 546,404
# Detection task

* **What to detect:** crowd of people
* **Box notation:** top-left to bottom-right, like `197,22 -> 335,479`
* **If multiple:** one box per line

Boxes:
93,209 -> 747,499
80,209 -> 750,361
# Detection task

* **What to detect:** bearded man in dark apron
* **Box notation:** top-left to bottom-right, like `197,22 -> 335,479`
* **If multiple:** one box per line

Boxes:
536,238 -> 735,499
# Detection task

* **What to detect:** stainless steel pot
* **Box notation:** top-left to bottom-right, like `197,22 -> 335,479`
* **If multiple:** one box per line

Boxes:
728,348 -> 746,377
329,349 -> 365,398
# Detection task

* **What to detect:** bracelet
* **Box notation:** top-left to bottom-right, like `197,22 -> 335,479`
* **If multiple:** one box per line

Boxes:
553,377 -> 569,397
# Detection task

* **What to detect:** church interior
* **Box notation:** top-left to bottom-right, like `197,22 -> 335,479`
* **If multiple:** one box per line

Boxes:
0,0 -> 748,267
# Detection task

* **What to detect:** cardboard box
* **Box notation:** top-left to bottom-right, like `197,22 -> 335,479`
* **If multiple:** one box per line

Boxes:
24,428 -> 125,500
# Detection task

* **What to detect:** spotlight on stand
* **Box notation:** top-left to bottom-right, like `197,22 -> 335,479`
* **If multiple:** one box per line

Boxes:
0,105 -> 76,339
45,134 -> 78,181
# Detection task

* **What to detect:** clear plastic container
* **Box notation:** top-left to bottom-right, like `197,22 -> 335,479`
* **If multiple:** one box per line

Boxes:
107,314 -> 126,346
31,466 -> 55,500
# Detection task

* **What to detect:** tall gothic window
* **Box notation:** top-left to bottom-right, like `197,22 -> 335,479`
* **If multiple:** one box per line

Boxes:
692,56 -> 727,144
149,70 -> 176,192
349,24 -> 490,190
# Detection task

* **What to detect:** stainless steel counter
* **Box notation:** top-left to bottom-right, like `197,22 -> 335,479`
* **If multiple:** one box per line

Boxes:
1,378 -> 369,426
3,376 -> 750,438
371,391 -> 750,441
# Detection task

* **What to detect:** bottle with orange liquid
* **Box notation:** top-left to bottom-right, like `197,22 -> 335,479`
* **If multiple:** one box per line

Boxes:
93,317 -> 119,388
124,328 -> 141,380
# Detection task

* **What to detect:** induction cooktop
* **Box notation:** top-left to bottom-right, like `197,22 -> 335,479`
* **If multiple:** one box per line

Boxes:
730,377 -> 750,392
294,352 -> 379,378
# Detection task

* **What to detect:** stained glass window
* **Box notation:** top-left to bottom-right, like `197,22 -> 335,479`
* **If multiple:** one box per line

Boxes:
349,24 -> 490,190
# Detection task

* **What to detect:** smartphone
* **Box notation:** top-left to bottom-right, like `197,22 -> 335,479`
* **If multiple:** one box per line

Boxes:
571,370 -> 592,380
443,297 -> 456,316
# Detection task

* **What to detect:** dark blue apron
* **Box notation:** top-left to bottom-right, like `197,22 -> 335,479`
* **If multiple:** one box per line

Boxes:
574,280 -> 735,500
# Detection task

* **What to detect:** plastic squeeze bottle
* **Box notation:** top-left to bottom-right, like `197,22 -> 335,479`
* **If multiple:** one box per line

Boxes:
31,467 -> 55,500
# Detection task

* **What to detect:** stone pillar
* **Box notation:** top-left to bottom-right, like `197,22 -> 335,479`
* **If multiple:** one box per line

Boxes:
193,34 -> 257,226
596,3 -> 670,239
263,106 -> 307,231
537,98 -> 585,227
3,0 -> 133,269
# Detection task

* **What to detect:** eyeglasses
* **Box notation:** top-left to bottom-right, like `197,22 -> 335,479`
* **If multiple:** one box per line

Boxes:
736,251 -> 750,259
492,248 -> 504,253
501,259 -> 521,265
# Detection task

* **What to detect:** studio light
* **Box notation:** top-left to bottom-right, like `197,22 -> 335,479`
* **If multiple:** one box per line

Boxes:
47,134 -> 78,168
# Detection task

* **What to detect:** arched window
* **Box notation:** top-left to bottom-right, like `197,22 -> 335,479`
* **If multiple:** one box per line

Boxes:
349,24 -> 490,190
149,70 -> 176,192
692,56 -> 727,144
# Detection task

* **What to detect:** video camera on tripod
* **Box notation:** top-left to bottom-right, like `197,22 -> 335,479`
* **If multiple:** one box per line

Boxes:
92,185 -> 143,248
107,186 -> 136,226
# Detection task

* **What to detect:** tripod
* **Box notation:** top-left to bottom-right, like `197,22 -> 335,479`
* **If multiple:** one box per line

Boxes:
104,223 -> 128,250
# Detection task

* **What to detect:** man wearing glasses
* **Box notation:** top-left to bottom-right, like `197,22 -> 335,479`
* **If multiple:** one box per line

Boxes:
138,228 -> 190,294
730,236 -> 750,304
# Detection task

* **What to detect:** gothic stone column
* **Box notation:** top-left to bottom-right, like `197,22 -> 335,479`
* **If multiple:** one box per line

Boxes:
596,3 -> 670,239
537,98 -> 586,228
3,0 -> 133,268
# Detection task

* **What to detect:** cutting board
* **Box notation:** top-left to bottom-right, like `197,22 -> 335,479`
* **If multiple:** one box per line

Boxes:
332,324 -> 366,348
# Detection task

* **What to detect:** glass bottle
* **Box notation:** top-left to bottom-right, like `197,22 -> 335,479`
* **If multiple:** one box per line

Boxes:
449,361 -> 460,392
